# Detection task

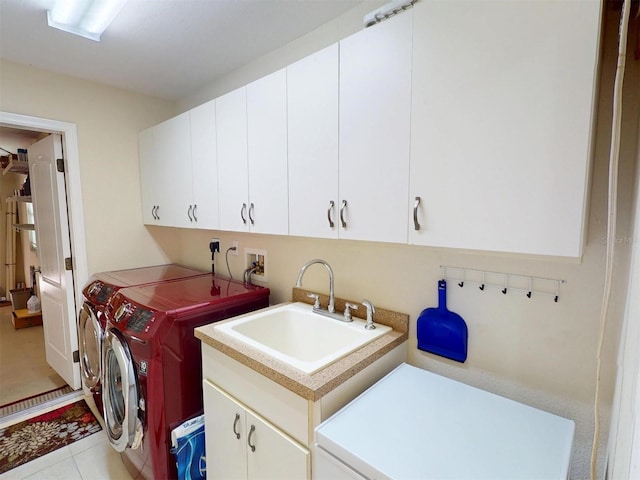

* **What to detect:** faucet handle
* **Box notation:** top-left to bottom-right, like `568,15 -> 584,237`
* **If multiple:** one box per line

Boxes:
362,299 -> 376,330
307,293 -> 321,309
344,302 -> 358,322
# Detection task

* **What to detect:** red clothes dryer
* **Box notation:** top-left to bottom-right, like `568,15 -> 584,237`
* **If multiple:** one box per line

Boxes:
101,274 -> 269,480
77,264 -> 206,419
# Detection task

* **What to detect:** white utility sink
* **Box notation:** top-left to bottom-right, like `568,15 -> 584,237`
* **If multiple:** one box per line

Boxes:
214,302 -> 391,374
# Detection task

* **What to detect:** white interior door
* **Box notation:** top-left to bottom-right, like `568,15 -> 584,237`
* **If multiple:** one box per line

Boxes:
28,134 -> 80,389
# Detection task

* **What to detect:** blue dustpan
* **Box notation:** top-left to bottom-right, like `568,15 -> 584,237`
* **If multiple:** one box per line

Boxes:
417,279 -> 468,363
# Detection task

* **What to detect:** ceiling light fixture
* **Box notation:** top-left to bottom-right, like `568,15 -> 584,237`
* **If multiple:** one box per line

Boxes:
47,0 -> 128,42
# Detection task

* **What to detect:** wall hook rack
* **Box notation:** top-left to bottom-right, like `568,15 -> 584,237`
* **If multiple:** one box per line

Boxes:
440,266 -> 566,303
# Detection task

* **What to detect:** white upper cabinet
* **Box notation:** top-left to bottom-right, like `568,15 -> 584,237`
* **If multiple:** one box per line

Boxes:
339,12 -> 412,244
246,68 -> 289,235
140,112 -> 192,227
217,70 -> 289,234
190,99 -> 219,230
139,126 -> 161,224
288,44 -> 340,239
217,86 -> 250,232
139,107 -> 218,229
408,0 -> 601,257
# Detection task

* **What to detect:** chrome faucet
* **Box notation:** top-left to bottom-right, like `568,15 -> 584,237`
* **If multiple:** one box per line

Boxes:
295,259 -> 335,314
362,299 -> 376,330
243,265 -> 259,286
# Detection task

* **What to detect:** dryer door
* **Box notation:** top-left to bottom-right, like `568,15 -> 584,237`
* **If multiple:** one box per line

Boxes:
102,328 -> 143,452
77,302 -> 102,390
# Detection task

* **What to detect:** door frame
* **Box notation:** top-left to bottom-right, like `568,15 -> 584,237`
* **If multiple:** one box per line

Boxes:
0,111 -> 88,320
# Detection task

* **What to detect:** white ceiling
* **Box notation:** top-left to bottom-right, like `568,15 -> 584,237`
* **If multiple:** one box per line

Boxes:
0,0 -> 365,101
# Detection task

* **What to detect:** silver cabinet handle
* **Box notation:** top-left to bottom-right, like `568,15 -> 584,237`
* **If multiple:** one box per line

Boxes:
248,425 -> 256,452
327,200 -> 335,228
151,206 -> 156,220
413,196 -> 421,231
340,200 -> 347,229
249,203 -> 255,226
193,204 -> 198,222
233,413 -> 241,440
155,205 -> 160,220
187,205 -> 193,222
241,203 -> 247,225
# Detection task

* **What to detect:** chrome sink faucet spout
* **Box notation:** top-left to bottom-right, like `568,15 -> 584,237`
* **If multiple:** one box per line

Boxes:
295,259 -> 335,314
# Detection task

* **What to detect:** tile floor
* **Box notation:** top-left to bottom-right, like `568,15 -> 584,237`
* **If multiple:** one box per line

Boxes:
0,396 -> 132,480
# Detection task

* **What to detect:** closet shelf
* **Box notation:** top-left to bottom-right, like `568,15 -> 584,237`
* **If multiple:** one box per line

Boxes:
8,195 -> 32,203
1,154 -> 29,175
12,224 -> 35,231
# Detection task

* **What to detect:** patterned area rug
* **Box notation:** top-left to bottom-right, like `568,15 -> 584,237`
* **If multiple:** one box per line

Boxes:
0,400 -> 102,474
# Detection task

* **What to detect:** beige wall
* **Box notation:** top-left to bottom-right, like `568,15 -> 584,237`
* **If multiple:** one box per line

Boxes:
168,5 -> 637,478
0,60 -> 178,275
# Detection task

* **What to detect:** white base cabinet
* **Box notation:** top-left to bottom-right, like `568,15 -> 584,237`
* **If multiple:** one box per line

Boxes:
200,341 -> 407,480
203,380 -> 310,480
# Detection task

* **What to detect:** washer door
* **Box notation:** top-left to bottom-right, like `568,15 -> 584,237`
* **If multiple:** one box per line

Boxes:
77,302 -> 102,390
102,328 -> 142,452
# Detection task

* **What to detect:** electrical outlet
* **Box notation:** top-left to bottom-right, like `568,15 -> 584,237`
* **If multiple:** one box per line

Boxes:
245,248 -> 267,282
209,238 -> 220,253
232,241 -> 239,256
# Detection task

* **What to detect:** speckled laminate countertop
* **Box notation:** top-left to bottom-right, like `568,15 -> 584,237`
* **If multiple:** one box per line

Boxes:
195,288 -> 409,401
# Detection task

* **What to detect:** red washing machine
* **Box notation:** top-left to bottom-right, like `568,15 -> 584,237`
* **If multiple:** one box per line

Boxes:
77,265 -> 206,420
101,274 -> 270,480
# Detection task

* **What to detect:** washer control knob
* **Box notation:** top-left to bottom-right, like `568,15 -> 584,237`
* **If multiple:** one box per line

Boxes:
114,302 -> 128,323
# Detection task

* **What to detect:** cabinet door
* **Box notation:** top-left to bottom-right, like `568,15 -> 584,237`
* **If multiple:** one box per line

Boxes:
139,126 -> 161,225
245,410 -> 310,480
203,380 -> 247,480
409,0 -> 600,257
154,112 -> 193,227
217,87 -> 250,232
339,13 -> 412,243
247,68 -> 289,235
288,44 -> 339,239
191,99 -> 219,229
